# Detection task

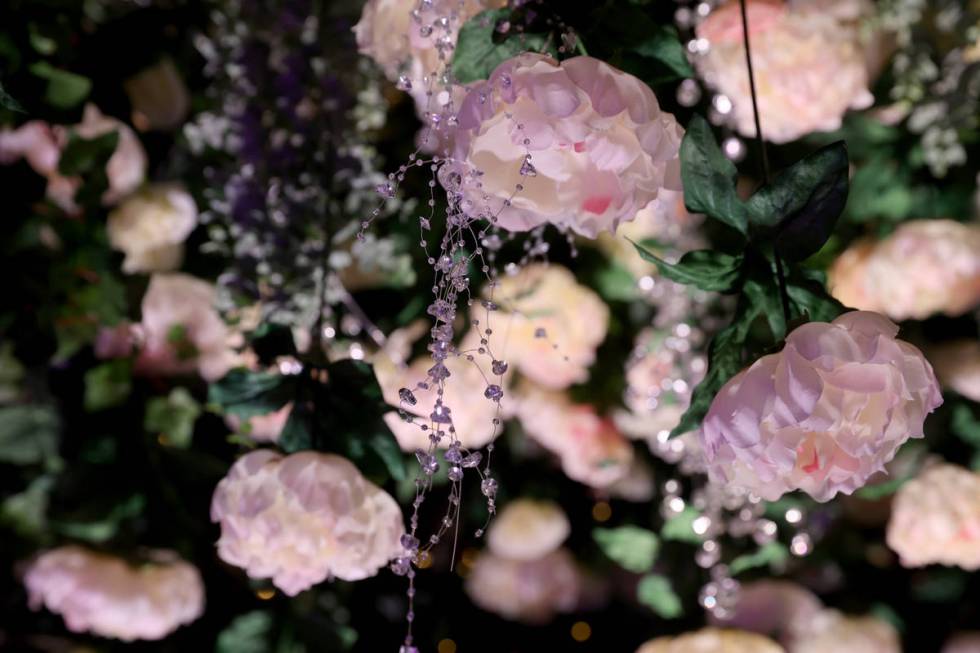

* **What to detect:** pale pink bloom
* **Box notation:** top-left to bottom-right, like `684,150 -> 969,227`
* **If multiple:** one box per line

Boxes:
928,340 -> 980,402
701,311 -> 942,502
517,383 -> 634,489
374,326 -> 510,452
487,264 -> 609,389
225,402 -> 294,443
94,322 -> 139,359
607,457 -> 656,502
210,450 -> 404,595
136,273 -> 242,381
713,580 -> 822,647
886,463 -> 980,570
444,53 -> 683,237
829,220 -> 980,321
636,627 -> 784,653
790,610 -> 900,653
0,105 -> 147,211
124,59 -> 190,131
695,0 -> 880,144
465,548 -> 584,624
24,546 -> 204,641
487,498 -> 570,561
107,183 -> 197,274
942,632 -> 980,653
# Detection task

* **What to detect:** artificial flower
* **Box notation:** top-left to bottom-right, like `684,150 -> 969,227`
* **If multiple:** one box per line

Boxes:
107,183 -> 198,274
486,498 -> 570,561
636,627 -> 784,653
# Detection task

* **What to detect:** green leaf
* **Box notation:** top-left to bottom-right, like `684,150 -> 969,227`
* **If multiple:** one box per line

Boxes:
661,507 -> 703,544
743,277 -> 786,341
366,430 -> 407,482
637,574 -> 683,618
594,261 -> 640,301
0,405 -> 60,466
680,115 -> 748,235
209,368 -> 295,419
29,62 -> 91,109
278,403 -> 313,452
0,80 -> 24,113
451,8 -> 553,84
84,359 -> 132,411
669,299 -> 760,437
951,403 -> 980,448
785,269 -> 845,322
1,475 -> 54,538
593,526 -> 660,573
911,569 -> 967,603
0,342 -> 25,403
631,25 -> 693,80
217,611 -> 274,653
631,244 -> 743,292
730,542 -> 789,575
145,388 -> 202,448
53,494 -> 145,543
58,129 -> 119,176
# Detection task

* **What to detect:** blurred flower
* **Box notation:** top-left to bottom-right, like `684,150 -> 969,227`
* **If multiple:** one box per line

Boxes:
636,627 -> 784,653
354,0 -> 501,116
829,220 -> 980,321
0,104 -> 146,212
210,450 -> 404,595
225,402 -> 293,443
136,273 -> 242,381
596,189 -> 706,279
107,184 -> 197,274
465,548 -> 584,624
24,546 -> 203,641
791,610 -> 900,653
487,498 -> 570,561
702,311 -> 942,502
713,580 -> 822,647
517,383 -> 634,489
886,463 -> 980,570
695,0 -> 880,143
124,59 -> 191,131
928,340 -> 980,402
444,53 -> 683,238
488,264 -> 609,389
942,632 -> 980,653
374,325 -> 511,451
607,458 -> 656,502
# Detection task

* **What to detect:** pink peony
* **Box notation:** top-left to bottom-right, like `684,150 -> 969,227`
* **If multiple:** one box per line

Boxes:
701,311 -> 942,502
829,220 -> 980,321
444,53 -> 683,237
465,548 -> 584,624
486,498 -> 570,561
136,273 -> 242,381
210,450 -> 404,595
636,627 -> 784,653
486,264 -> 609,389
928,340 -> 980,402
107,183 -> 197,274
517,383 -> 634,489
695,0 -> 880,144
886,463 -> 980,570
24,546 -> 204,641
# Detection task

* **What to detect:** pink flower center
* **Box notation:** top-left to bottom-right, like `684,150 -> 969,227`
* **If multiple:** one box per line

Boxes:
582,196 -> 612,215
573,141 -> 587,153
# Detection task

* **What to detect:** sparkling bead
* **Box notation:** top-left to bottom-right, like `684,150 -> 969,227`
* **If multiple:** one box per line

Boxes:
484,384 -> 503,401
461,452 -> 482,468
519,154 -> 537,177
391,557 -> 411,576
398,388 -> 417,406
448,465 -> 463,481
481,477 -> 498,498
491,360 -> 508,375
396,75 -> 412,91
534,327 -> 546,338
400,534 -> 420,551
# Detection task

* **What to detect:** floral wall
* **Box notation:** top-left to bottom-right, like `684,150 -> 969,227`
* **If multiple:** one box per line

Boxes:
1,0 -> 979,652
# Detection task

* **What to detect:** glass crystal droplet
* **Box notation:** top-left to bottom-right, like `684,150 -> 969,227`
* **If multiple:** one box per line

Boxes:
391,557 -> 411,576
398,388 -> 417,406
400,534 -> 420,551
396,75 -> 412,91
519,155 -> 537,177
448,465 -> 463,481
534,327 -> 547,338
491,360 -> 508,375
444,445 -> 463,464
484,384 -> 503,401
461,452 -> 483,468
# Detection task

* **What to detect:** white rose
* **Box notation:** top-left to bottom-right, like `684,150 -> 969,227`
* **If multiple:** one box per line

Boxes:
108,183 -> 197,274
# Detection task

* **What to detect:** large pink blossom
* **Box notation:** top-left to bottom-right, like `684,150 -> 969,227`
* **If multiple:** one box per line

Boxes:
701,311 -> 942,502
210,450 -> 404,595
443,53 -> 683,238
24,546 -> 204,641
886,463 -> 980,570
695,0 -> 881,144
